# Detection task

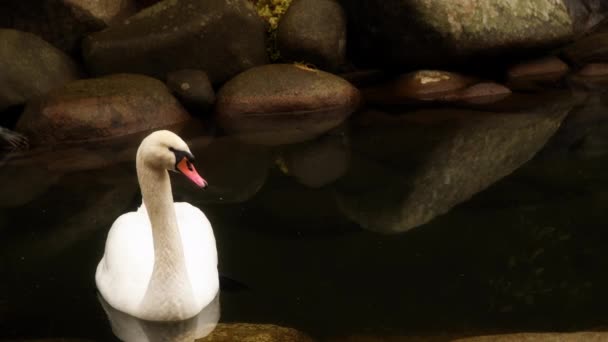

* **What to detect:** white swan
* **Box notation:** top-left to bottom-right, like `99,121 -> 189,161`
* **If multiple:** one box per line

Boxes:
96,130 -> 219,322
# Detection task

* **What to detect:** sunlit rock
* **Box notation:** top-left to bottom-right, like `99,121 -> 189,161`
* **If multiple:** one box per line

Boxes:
82,0 -> 268,84
277,0 -> 346,70
16,74 -> 190,146
0,29 -> 80,112
167,69 -> 216,113
335,94 -> 576,233
215,64 -> 360,145
280,125 -> 350,188
343,0 -> 577,68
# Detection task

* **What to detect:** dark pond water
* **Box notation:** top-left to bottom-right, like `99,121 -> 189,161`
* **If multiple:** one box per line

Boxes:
2,85 -> 608,341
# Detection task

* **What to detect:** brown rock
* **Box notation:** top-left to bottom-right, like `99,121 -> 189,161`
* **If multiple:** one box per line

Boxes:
454,332 -> 608,341
199,323 -> 315,342
0,29 -> 81,112
507,56 -> 569,79
577,63 -> 608,76
452,82 -> 512,104
16,74 -> 190,145
215,64 -> 360,145
363,70 -> 474,104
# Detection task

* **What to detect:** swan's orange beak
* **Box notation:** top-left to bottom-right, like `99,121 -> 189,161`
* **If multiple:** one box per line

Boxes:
177,157 -> 208,189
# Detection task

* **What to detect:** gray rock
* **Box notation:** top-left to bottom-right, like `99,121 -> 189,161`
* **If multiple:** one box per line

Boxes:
0,0 -> 135,54
335,93 -> 577,233
83,0 -> 269,84
0,29 -> 80,112
342,0 -> 576,68
277,0 -> 346,70
166,69 -> 215,113
16,74 -> 190,145
215,64 -> 360,145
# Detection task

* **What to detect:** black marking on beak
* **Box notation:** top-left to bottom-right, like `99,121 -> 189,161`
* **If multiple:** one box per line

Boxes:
169,147 -> 195,172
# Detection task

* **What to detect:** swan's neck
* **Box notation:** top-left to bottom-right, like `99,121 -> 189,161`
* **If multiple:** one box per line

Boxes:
137,161 -> 194,319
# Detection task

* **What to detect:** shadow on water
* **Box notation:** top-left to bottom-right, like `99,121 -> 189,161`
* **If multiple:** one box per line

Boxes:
2,87 -> 608,340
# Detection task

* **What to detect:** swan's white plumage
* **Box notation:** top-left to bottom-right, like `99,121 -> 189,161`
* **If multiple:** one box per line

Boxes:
95,130 -> 219,322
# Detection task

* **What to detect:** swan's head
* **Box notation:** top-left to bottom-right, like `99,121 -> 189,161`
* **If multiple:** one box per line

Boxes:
137,130 -> 208,188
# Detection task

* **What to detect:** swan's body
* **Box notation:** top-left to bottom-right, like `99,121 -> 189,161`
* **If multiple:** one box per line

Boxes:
96,130 -> 219,322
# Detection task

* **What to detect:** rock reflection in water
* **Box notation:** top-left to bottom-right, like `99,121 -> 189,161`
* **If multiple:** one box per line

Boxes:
99,294 -> 220,342
335,92 -> 577,233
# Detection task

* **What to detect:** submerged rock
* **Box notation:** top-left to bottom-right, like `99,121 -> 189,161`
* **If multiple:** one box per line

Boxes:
342,0 -> 575,68
277,0 -> 346,70
335,93 -> 576,233
577,63 -> 608,76
201,323 -> 315,342
16,74 -> 190,145
83,0 -> 268,84
166,69 -> 216,113
0,29 -> 80,112
215,64 -> 360,145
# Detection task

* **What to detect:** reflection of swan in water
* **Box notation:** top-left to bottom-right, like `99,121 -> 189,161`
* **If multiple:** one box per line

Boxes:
0,126 -> 28,151
96,131 -> 219,321
98,293 -> 220,342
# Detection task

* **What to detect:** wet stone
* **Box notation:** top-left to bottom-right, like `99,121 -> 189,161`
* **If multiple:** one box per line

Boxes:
16,74 -> 190,146
0,29 -> 80,112
215,63 -> 360,145
83,0 -> 269,84
277,0 -> 346,70
167,69 -> 216,113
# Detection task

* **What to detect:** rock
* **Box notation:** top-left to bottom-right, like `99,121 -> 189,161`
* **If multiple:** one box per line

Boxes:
166,70 -> 216,112
451,82 -> 512,105
561,21 -> 608,65
577,63 -> 608,76
280,125 -> 350,188
454,332 -> 608,341
563,0 -> 608,34
506,56 -> 569,90
363,70 -> 474,104
335,93 -> 576,233
62,0 -> 136,25
507,56 -> 569,80
276,0 -> 346,70
16,74 -> 190,145
200,323 -> 315,342
0,0 -> 136,54
83,0 -> 269,84
0,29 -> 80,112
215,64 -> 360,145
0,127 -> 29,151
342,0 -> 575,68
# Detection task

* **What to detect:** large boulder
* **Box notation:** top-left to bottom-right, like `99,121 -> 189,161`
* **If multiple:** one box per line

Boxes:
83,0 -> 269,84
0,0 -> 135,54
16,74 -> 190,145
276,0 -> 346,70
215,64 -> 360,145
0,29 -> 80,112
341,0 -> 578,68
335,93 -> 577,233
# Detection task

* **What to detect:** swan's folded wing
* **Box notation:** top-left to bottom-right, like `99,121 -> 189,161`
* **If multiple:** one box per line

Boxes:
97,211 -> 154,307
